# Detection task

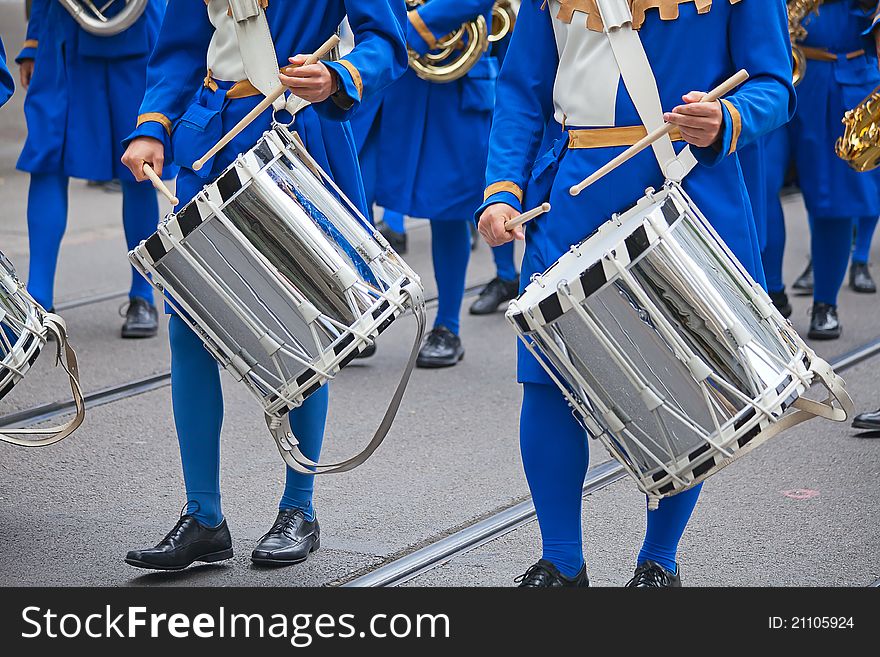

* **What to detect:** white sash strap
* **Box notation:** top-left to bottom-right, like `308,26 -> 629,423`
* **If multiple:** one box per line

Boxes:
594,0 -> 697,182
228,0 -> 287,111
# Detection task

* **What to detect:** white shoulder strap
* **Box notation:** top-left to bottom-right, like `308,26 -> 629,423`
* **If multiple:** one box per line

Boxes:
594,0 -> 696,182
228,0 -> 286,111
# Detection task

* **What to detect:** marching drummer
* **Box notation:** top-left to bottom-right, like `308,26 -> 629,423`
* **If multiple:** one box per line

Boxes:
15,0 -> 169,338
478,0 -> 795,586
353,0 -> 500,369
120,0 -> 407,571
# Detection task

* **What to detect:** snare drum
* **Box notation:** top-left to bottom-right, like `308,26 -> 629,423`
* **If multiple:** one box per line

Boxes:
1,250 -> 84,447
130,124 -> 426,474
507,183 -> 852,507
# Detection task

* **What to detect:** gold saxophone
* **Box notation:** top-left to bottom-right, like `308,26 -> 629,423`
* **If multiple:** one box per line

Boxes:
788,0 -> 823,86
406,0 -> 517,83
836,87 -> 880,172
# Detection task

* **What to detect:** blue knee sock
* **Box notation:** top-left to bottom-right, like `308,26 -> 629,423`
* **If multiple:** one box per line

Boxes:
637,484 -> 702,573
852,215 -> 878,265
491,241 -> 518,282
762,196 -> 786,294
26,173 -> 69,309
382,210 -> 406,234
169,315 -> 225,527
430,220 -> 471,335
520,382 -> 588,578
812,216 -> 854,306
121,180 -> 160,302
279,385 -> 329,521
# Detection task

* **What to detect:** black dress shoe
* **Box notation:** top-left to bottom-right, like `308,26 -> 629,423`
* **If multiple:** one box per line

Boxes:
792,260 -> 813,295
808,302 -> 841,340
121,296 -> 158,339
768,289 -> 792,319
469,276 -> 520,315
624,560 -> 681,587
378,223 -> 407,255
416,325 -> 464,369
515,560 -> 590,587
852,408 -> 880,431
125,516 -> 233,571
251,509 -> 320,565
849,262 -> 876,294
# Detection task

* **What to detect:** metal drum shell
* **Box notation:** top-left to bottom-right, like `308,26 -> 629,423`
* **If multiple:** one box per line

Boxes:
0,253 -> 45,401
507,184 -> 816,501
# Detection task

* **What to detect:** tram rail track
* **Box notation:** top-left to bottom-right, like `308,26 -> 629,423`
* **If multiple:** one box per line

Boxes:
341,336 -> 880,587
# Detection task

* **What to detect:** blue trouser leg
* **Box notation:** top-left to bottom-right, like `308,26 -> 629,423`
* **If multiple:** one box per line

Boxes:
520,382 -> 588,578
169,315 -> 225,527
382,210 -> 406,234
279,385 -> 329,522
491,242 -> 518,282
26,173 -> 69,310
852,215 -> 878,265
121,180 -> 160,302
637,484 -> 703,574
430,219 -> 471,335
762,193 -> 787,294
812,216 -> 854,306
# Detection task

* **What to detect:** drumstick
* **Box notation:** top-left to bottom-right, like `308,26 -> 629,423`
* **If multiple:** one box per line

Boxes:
193,34 -> 341,171
569,69 -> 750,196
143,163 -> 179,206
504,202 -> 551,231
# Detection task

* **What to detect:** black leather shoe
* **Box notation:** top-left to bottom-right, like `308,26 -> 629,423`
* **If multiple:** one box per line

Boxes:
768,289 -> 792,319
808,302 -> 841,340
416,325 -> 464,368
125,516 -> 233,571
469,276 -> 519,315
378,223 -> 407,255
515,560 -> 590,587
625,560 -> 681,587
849,262 -> 876,294
852,408 -> 880,431
251,509 -> 320,565
121,297 -> 158,339
792,260 -> 813,295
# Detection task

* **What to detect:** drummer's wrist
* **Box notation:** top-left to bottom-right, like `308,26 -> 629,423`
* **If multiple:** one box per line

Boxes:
328,69 -> 355,110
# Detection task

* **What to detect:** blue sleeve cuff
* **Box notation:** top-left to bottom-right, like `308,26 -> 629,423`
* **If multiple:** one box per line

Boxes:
314,61 -> 362,122
15,47 -> 36,64
474,191 -> 523,224
693,100 -> 737,168
122,120 -> 173,162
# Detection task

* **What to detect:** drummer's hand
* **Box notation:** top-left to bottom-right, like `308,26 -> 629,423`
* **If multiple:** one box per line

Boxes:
664,92 -> 724,149
122,137 -> 165,181
479,203 -> 524,247
19,59 -> 34,89
280,56 -> 339,103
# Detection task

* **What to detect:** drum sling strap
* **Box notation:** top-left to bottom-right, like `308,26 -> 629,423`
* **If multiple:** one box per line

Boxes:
228,0 -> 287,111
0,313 -> 85,447
594,0 -> 697,182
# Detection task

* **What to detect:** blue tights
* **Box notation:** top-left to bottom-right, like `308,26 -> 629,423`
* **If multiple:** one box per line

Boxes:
169,315 -> 328,527
762,193 -> 787,294
520,382 -> 701,577
852,215 -> 878,265
430,220 -> 471,335
492,242 -> 518,282
811,216 -> 856,307
26,172 -> 157,309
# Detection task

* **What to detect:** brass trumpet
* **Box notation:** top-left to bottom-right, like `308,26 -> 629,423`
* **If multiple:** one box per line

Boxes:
788,0 -> 823,86
406,0 -> 517,83
836,86 -> 880,172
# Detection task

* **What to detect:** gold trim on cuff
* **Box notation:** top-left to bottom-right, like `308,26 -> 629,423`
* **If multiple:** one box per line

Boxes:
137,112 -> 173,135
720,98 -> 741,155
484,181 -> 524,203
408,10 -> 438,50
22,39 -> 38,49
338,59 -> 363,99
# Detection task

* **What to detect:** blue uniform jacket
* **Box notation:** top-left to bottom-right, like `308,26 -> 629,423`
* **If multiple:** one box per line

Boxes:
354,0 -> 498,221
790,0 -> 880,219
126,0 -> 407,213
0,37 -> 13,108
15,0 -> 167,181
479,0 -> 796,385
